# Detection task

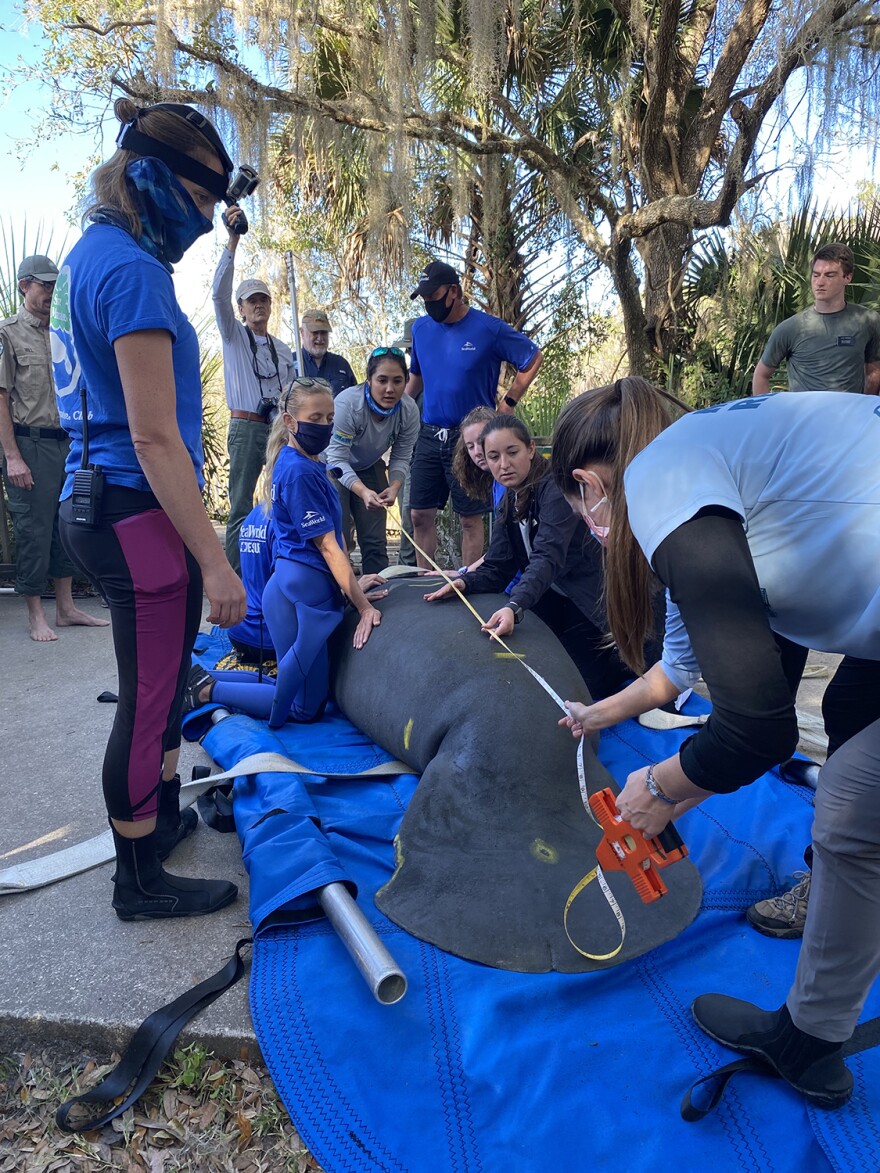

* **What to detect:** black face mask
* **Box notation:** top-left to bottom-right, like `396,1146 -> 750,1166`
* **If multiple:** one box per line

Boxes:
424,293 -> 454,323
294,420 -> 334,455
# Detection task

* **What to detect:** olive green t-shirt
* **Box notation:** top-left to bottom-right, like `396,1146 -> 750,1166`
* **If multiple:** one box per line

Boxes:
761,303 -> 880,393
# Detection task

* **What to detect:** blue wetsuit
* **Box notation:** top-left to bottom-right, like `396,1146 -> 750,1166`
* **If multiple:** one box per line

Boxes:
210,445 -> 346,727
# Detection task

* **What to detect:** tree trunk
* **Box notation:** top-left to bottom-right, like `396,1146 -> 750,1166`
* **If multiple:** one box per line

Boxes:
610,235 -> 651,377
637,220 -> 693,367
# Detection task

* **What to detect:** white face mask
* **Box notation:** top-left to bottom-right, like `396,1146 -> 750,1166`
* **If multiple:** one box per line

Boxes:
579,482 -> 610,546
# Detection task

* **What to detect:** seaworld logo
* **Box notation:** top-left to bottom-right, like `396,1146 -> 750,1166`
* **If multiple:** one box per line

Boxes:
301,510 -> 326,528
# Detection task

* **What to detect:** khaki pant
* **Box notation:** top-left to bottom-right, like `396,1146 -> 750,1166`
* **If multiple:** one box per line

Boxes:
3,434 -> 74,595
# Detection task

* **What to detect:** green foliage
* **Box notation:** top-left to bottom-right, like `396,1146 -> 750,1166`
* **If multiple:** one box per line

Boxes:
195,314 -> 231,520
0,221 -> 70,320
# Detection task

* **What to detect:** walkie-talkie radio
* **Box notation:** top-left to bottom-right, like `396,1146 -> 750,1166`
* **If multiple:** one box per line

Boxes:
71,386 -> 104,527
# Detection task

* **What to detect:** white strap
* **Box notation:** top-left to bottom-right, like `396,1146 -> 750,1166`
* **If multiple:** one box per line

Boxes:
0,752 -> 411,895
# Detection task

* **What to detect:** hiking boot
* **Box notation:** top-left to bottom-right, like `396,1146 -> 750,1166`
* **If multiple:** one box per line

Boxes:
153,774 -> 199,861
746,870 -> 811,939
691,995 -> 852,1109
111,826 -> 237,921
182,663 -> 215,714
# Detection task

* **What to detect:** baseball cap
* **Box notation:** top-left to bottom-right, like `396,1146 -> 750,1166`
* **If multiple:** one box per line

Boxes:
236,278 -> 271,301
18,255 -> 59,282
302,309 -> 332,330
391,317 -> 418,349
410,260 -> 459,301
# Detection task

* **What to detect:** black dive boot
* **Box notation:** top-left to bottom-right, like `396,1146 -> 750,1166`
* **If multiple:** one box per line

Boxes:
111,826 -> 238,921
691,995 -> 853,1109
154,774 -> 199,861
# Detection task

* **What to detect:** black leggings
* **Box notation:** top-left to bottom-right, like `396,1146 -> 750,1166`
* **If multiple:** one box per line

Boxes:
653,510 -> 880,792
60,487 -> 203,822
533,591 -> 633,701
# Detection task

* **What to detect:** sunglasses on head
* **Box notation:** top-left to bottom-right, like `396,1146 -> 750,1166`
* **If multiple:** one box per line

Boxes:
371,347 -> 405,358
280,376 -> 333,409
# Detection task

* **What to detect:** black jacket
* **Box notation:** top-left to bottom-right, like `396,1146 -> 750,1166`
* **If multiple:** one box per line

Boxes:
462,475 -> 605,626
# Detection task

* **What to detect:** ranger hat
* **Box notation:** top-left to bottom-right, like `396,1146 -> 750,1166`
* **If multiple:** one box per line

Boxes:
410,260 -> 459,300
18,255 -> 59,282
236,278 -> 271,302
302,308 -> 332,330
392,317 -> 418,350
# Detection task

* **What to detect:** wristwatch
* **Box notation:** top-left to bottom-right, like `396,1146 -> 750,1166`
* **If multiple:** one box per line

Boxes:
644,763 -> 678,806
508,600 -> 524,624
503,395 -> 518,408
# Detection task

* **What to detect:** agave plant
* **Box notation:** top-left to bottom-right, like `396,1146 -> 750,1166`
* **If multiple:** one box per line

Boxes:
0,221 -> 71,320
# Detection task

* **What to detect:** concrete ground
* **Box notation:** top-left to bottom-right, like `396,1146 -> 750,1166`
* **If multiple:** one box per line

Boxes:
0,572 -> 838,1064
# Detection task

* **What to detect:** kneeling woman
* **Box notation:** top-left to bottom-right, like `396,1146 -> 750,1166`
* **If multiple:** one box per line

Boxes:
424,415 -> 627,700
190,378 -> 383,727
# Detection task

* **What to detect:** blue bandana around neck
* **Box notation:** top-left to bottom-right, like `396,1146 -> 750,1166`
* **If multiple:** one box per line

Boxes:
365,384 -> 401,418
90,157 -> 213,271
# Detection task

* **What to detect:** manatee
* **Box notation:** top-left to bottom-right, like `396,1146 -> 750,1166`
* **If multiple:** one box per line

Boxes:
331,573 -> 702,973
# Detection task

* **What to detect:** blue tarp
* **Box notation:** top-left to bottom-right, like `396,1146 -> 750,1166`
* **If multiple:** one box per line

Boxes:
189,630 -> 880,1173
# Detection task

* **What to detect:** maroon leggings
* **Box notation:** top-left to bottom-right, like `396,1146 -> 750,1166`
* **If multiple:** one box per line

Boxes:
60,486 -> 203,821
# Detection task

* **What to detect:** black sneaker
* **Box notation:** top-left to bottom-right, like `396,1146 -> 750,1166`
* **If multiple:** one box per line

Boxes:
691,995 -> 852,1109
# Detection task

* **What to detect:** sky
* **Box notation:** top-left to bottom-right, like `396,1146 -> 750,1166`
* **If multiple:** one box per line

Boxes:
0,0 -> 228,326
1,0 -> 877,335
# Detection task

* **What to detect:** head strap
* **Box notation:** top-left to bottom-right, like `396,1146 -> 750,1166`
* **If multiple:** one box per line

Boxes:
116,104 -> 233,200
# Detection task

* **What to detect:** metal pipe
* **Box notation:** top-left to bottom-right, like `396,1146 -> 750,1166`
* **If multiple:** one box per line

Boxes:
317,882 -> 407,1005
284,250 -> 305,375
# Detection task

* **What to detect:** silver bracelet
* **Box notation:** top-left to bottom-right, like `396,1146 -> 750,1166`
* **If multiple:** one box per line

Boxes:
645,764 -> 678,806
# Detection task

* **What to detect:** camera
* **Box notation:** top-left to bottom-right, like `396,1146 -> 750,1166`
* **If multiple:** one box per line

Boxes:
257,395 -> 278,423
225,165 -> 260,236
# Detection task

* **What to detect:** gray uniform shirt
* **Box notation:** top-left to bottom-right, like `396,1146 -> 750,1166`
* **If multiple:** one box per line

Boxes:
0,307 -> 59,428
212,248 -> 295,412
324,384 -> 420,490
761,303 -> 880,393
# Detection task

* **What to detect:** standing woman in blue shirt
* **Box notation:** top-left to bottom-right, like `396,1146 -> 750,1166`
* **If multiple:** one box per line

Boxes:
52,99 -> 246,921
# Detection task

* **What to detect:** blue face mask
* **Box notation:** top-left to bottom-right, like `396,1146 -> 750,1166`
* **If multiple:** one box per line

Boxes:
123,158 -> 213,268
294,420 -> 334,455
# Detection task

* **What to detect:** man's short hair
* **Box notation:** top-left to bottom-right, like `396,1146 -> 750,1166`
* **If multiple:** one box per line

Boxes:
812,243 -> 854,277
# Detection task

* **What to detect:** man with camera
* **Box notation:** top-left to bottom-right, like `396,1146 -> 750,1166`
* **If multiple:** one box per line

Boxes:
213,206 -> 295,574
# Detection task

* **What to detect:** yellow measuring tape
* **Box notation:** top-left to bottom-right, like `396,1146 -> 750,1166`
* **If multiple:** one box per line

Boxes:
395,529 -> 625,961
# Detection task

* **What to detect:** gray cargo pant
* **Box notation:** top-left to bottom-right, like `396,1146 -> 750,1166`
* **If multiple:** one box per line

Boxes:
788,716 -> 880,1041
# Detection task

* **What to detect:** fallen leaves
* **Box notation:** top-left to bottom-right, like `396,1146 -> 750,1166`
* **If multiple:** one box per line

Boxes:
0,1047 -> 325,1173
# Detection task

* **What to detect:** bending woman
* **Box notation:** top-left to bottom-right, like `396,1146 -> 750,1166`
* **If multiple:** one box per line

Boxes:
187,377 -> 383,727
52,99 -> 246,920
551,378 -> 880,1111
424,415 -> 628,700
325,347 -> 420,574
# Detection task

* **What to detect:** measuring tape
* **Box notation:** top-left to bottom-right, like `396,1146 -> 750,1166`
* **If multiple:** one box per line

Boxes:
395,530 -> 625,961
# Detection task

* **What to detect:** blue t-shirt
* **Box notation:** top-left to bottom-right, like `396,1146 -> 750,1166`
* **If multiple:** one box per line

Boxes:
410,308 -> 539,428
227,505 -> 276,651
625,391 -> 880,663
271,444 -> 344,572
51,223 -> 204,497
